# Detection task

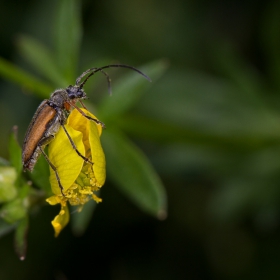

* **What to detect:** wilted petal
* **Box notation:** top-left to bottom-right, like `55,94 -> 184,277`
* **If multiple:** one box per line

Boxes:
46,195 -> 61,205
51,205 -> 69,237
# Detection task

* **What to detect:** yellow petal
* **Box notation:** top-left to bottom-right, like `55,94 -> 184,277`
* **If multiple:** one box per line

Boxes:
67,108 -> 105,186
89,121 -> 106,186
51,205 -> 69,237
67,108 -> 102,137
67,109 -> 90,151
46,195 -> 61,205
48,124 -> 85,195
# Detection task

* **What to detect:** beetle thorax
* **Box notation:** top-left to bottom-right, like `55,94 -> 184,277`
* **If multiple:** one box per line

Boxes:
49,89 -> 69,108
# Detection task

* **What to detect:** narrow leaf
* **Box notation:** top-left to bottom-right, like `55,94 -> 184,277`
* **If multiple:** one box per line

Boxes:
102,129 -> 167,219
0,57 -> 53,98
71,200 -> 97,236
9,126 -> 22,174
115,114 -> 280,151
98,60 -> 168,120
211,43 -> 266,106
29,155 -> 51,195
17,35 -> 67,87
14,217 -> 29,260
54,0 -> 82,82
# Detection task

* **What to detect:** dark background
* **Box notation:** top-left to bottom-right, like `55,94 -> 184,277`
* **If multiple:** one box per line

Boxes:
1,0 -> 280,279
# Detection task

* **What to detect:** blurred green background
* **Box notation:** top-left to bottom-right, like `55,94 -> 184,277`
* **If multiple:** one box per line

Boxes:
1,0 -> 280,279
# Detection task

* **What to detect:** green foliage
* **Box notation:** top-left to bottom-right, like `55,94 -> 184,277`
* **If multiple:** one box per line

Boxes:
29,155 -> 52,195
1,0 -> 280,277
9,128 -> 22,175
14,216 -> 28,260
17,35 -> 67,87
103,129 -> 166,219
0,166 -> 17,203
0,57 -> 53,98
98,60 -> 168,120
54,0 -> 82,82
0,0 -> 167,257
71,200 -> 96,236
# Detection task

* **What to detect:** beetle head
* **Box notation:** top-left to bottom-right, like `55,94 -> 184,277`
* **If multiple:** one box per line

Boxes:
66,85 -> 86,100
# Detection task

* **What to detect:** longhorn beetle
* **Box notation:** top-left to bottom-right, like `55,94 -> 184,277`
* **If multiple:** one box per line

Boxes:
22,64 -> 150,195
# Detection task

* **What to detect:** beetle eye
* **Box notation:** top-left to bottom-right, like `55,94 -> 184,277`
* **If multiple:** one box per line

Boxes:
77,90 -> 85,98
68,92 -> 76,99
66,87 -> 76,99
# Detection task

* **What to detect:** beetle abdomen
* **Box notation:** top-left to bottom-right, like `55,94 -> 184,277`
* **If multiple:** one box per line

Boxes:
22,101 -> 57,171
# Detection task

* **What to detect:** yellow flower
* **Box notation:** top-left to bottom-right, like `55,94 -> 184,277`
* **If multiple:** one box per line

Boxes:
46,108 -> 106,237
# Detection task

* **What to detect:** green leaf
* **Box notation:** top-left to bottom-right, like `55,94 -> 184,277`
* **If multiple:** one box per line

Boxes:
102,129 -> 167,219
115,114 -> 280,151
18,184 -> 31,199
98,59 -> 168,120
211,43 -> 265,105
14,217 -> 29,260
71,199 -> 97,236
17,35 -> 67,87
0,57 -> 53,98
54,0 -> 82,82
131,68 -> 280,149
29,155 -> 51,195
9,127 -> 22,175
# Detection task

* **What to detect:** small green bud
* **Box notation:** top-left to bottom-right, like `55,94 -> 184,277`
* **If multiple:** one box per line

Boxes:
0,166 -> 17,203
0,198 -> 26,223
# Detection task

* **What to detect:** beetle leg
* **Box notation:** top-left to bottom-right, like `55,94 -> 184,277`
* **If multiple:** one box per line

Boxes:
38,134 -> 55,146
61,124 -> 93,165
79,100 -> 87,109
38,145 -> 65,196
67,102 -> 106,128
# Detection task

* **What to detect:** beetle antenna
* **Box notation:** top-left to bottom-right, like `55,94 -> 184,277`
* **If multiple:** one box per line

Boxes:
97,69 -> 112,95
78,64 -> 151,92
76,68 -> 112,95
